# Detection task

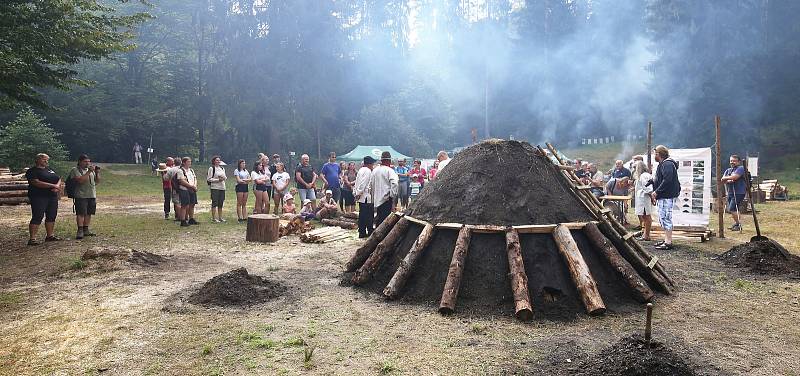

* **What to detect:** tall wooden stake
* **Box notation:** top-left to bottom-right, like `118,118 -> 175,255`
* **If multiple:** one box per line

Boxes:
645,302 -> 653,346
646,122 -> 653,172
715,115 -> 725,239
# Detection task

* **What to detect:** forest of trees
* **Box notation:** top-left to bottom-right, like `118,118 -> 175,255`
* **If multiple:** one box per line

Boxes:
2,0 -> 799,164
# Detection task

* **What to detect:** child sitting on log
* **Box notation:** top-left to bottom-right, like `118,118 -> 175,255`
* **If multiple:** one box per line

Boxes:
316,189 -> 340,219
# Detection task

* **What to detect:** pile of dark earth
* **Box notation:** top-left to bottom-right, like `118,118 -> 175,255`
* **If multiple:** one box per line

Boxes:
529,334 -> 719,376
188,267 -> 286,307
81,247 -> 166,267
717,239 -> 800,277
409,139 -> 594,226
354,140 -> 643,320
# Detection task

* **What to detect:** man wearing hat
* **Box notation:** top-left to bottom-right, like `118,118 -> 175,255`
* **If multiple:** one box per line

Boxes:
371,151 -> 399,228
354,156 -> 376,238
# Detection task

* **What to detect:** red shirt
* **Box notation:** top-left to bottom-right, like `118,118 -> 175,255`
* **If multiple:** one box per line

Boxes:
409,167 -> 427,184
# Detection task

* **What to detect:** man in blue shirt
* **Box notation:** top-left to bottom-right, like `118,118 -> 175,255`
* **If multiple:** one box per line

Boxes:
394,158 -> 411,209
721,154 -> 747,232
320,152 -> 342,203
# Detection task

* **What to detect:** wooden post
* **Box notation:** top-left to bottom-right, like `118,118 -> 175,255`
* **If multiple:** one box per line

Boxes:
344,213 -> 401,272
647,121 -> 653,172
246,214 -> 280,243
583,223 -> 654,303
383,223 -> 436,299
505,228 -> 533,320
552,224 -> 606,315
439,226 -> 472,315
715,115 -> 725,239
352,217 -> 410,285
645,303 -> 654,345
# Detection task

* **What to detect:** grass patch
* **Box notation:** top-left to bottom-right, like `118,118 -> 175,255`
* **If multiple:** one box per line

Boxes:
0,291 -> 22,307
201,344 -> 213,356
283,336 -> 305,347
66,256 -> 87,270
302,345 -> 315,370
378,359 -> 398,375
734,279 -> 754,290
469,323 -> 488,335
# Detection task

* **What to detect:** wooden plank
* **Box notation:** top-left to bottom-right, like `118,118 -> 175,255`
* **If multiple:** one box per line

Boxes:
468,224 -> 508,233
512,224 -> 556,234
404,215 -> 431,226
436,223 -> 463,230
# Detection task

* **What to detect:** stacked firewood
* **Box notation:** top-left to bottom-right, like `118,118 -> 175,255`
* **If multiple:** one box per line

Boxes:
279,214 -> 313,236
0,167 -> 29,206
320,211 -> 358,230
300,227 -> 351,243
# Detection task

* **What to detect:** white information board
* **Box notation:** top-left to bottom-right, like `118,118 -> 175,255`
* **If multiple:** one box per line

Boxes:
651,148 -> 712,227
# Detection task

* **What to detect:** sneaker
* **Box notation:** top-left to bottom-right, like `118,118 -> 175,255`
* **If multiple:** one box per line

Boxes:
83,227 -> 96,236
653,240 -> 665,247
165,213 -> 170,220
188,219 -> 199,225
654,243 -> 674,250
27,239 -> 41,246
76,228 -> 84,240
44,236 -> 63,242
211,218 -> 219,223
730,224 -> 742,232
218,218 -> 226,223
180,220 -> 189,227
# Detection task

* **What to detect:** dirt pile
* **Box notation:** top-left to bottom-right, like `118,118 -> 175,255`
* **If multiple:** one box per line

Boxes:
717,239 -> 800,277
188,268 -> 286,307
532,335 -> 708,375
410,139 -> 594,226
81,247 -> 167,267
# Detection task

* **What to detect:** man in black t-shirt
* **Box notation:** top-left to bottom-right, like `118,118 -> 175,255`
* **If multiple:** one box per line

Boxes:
295,154 -> 317,205
25,153 -> 63,245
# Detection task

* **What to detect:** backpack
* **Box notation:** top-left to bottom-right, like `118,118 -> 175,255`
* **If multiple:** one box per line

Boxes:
65,168 -> 81,198
171,167 -> 185,190
208,166 -> 216,186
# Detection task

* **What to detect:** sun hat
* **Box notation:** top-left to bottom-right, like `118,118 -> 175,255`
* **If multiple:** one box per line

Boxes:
302,199 -> 311,205
325,189 -> 332,195
156,163 -> 169,172
283,193 -> 293,201
380,151 -> 392,160
363,156 -> 376,164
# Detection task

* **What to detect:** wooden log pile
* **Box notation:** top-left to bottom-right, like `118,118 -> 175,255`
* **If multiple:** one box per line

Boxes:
279,214 -> 312,236
341,142 -> 675,321
300,227 -> 350,243
0,167 -> 29,206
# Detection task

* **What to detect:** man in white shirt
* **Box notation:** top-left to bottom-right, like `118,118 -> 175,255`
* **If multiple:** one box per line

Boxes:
435,151 -> 451,176
354,156 -> 375,238
371,151 -> 399,228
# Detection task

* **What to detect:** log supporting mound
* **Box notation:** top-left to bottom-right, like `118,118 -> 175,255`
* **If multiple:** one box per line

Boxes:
717,239 -> 800,278
531,334 -> 714,375
188,268 -> 286,307
343,140 -> 675,320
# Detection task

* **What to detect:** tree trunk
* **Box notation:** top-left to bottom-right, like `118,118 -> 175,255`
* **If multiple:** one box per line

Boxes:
345,213 -> 401,272
439,226 -> 472,315
552,224 -> 606,315
0,190 -> 27,198
384,223 -> 436,299
583,222 -> 654,303
505,228 -> 533,320
246,214 -> 280,243
352,217 -> 410,285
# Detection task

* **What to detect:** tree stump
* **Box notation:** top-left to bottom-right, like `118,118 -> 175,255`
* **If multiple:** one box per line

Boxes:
246,214 -> 280,243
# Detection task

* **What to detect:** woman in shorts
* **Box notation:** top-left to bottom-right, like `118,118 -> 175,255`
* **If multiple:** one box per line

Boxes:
233,159 -> 250,223
271,162 -> 291,215
341,162 -> 357,213
25,153 -> 62,245
250,160 -> 270,214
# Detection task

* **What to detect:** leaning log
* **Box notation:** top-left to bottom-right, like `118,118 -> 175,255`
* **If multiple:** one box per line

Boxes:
321,218 -> 358,230
583,222 -> 654,303
344,213 -> 402,272
383,223 -> 436,299
597,222 -> 673,295
439,226 -> 472,315
505,228 -> 533,320
552,224 -> 606,315
352,217 -> 410,285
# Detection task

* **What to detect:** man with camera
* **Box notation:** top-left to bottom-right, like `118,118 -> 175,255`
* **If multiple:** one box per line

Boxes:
176,156 -> 199,227
68,154 -> 101,240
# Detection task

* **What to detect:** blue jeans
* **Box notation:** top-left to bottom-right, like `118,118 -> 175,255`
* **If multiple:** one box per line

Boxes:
298,188 -> 316,201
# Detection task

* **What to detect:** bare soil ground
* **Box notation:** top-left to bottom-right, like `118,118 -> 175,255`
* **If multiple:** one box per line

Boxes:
1,197 -> 799,375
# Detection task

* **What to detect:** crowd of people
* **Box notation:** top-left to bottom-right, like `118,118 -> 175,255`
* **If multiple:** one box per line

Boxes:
26,142 -> 751,251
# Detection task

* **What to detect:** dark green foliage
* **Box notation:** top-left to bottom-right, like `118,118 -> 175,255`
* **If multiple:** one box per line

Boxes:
0,0 -> 149,108
0,108 -> 68,170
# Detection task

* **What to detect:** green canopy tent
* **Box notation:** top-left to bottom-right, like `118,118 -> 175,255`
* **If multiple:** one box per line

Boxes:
338,145 -> 412,162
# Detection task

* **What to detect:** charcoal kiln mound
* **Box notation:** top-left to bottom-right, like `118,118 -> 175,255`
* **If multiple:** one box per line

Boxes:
717,239 -> 800,278
188,267 -> 286,308
344,140 -> 675,320
531,334 -> 714,376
